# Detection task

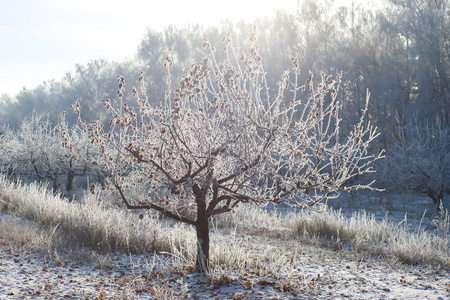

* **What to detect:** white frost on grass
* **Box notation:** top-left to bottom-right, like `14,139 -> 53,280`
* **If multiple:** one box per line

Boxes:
1,233 -> 449,299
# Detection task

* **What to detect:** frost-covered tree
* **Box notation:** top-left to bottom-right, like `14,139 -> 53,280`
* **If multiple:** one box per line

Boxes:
0,124 -> 21,178
3,115 -> 62,187
387,0 -> 450,123
387,116 -> 449,210
68,32 -> 383,272
0,114 -> 96,193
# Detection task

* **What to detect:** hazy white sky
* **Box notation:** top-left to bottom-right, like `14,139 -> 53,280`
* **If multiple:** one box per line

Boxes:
1,0 -> 370,98
0,0 -> 299,97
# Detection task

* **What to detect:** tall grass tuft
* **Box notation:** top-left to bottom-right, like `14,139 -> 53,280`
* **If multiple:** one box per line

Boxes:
291,205 -> 449,266
0,175 -> 193,255
209,202 -> 449,267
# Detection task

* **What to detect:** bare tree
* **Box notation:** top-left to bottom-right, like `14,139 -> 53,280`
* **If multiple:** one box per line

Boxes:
67,32 -> 383,272
387,116 -> 449,210
0,114 -> 96,193
0,124 -> 21,179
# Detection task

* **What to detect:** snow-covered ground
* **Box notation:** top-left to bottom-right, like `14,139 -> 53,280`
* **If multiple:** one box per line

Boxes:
1,233 -> 449,299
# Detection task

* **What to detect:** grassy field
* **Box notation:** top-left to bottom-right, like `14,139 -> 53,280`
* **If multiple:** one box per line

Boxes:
0,175 -> 449,298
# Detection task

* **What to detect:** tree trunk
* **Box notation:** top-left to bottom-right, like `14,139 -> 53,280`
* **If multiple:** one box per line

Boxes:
52,175 -> 58,195
427,188 -> 445,212
66,170 -> 74,192
195,196 -> 210,273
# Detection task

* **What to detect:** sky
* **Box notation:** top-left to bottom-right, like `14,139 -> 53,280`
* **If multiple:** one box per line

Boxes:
0,0 -> 371,98
0,0 -> 301,97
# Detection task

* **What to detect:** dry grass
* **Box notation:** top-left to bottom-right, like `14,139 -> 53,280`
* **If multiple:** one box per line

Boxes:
0,216 -> 57,252
0,173 -> 449,273
292,206 -> 449,266
0,175 -> 194,256
214,202 -> 449,267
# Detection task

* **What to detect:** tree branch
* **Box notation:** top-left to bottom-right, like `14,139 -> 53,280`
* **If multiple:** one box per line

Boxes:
113,182 -> 196,226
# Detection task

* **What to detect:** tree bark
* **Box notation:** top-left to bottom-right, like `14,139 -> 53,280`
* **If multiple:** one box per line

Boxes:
66,170 -> 74,192
427,188 -> 445,212
195,195 -> 210,273
52,176 -> 58,194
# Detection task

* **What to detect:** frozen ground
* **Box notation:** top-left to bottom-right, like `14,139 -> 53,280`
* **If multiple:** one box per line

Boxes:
1,231 -> 449,299
1,192 -> 449,299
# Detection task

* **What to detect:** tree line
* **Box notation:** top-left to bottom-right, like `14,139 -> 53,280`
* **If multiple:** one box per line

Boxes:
1,0 -> 447,135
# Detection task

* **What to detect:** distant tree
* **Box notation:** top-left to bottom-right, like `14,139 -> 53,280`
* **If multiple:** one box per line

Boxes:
0,124 -> 21,178
69,32 -> 383,273
0,93 -> 14,106
387,0 -> 450,123
0,114 -> 97,193
387,116 -> 449,210
137,29 -> 169,104
0,94 -> 19,127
